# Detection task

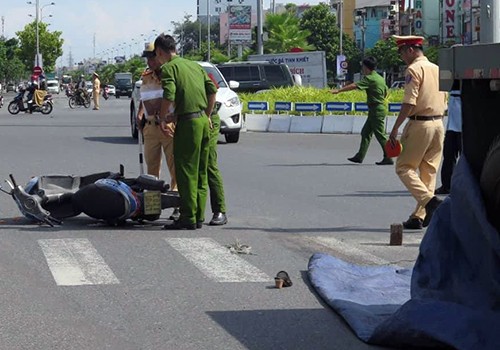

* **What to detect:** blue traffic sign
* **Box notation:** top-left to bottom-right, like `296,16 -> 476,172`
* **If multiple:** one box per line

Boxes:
294,103 -> 323,112
248,101 -> 269,111
274,101 -> 293,111
325,102 -> 353,112
354,103 -> 369,112
389,103 -> 402,112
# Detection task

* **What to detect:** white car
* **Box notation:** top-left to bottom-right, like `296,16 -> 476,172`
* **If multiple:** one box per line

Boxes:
46,80 -> 60,94
106,84 -> 116,95
130,62 -> 242,143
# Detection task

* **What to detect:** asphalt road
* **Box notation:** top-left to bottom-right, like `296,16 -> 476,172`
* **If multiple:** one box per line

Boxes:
0,92 -> 428,350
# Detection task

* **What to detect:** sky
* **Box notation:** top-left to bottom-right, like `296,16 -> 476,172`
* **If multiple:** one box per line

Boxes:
1,0 -> 326,67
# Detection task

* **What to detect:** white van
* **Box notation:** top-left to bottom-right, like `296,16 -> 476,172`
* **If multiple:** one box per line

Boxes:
46,80 -> 60,94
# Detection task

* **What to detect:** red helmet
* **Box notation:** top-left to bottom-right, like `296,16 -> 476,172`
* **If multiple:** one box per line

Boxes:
385,140 -> 403,158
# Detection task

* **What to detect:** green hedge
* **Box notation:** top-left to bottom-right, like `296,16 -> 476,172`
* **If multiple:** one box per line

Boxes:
238,86 -> 405,115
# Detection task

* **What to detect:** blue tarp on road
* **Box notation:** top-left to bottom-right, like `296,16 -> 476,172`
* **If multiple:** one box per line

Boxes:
308,158 -> 500,349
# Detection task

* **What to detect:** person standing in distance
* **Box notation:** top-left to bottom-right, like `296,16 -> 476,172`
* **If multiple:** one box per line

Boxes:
136,42 -> 180,220
331,56 -> 393,165
92,72 -> 101,110
154,33 -> 217,230
389,35 -> 447,230
435,80 -> 462,195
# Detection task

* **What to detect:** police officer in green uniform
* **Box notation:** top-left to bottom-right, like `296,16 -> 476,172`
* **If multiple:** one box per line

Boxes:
207,112 -> 228,225
154,33 -> 217,230
331,56 -> 393,165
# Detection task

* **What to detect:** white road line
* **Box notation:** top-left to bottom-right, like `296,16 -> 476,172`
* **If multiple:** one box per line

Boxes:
310,236 -> 390,265
38,238 -> 120,286
165,237 -> 271,282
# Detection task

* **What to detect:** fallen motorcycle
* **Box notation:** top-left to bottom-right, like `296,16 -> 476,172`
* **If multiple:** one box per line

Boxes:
0,165 -> 180,226
7,88 -> 53,115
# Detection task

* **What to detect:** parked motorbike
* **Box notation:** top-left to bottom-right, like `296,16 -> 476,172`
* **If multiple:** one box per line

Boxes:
7,89 -> 53,115
68,90 -> 91,109
0,165 -> 180,227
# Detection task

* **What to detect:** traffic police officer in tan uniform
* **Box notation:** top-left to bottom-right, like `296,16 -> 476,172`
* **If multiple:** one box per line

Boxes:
389,35 -> 447,230
92,72 -> 100,110
137,42 -> 179,219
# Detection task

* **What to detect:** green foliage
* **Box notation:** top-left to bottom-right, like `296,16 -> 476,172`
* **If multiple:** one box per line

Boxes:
365,38 -> 403,71
15,21 -> 64,72
264,13 -> 315,53
95,56 -> 147,85
239,86 -> 404,115
299,3 -> 360,80
0,37 -> 27,83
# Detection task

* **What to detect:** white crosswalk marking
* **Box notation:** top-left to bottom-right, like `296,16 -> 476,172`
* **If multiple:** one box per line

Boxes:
165,237 -> 271,282
38,238 -> 120,286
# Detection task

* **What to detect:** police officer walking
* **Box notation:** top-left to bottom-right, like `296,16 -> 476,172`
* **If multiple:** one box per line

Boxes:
154,34 -> 217,230
389,35 -> 447,230
331,57 -> 393,165
137,42 -> 179,219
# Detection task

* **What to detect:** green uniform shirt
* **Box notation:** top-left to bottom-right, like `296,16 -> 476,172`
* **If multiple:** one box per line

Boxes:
160,56 -> 218,115
355,71 -> 388,105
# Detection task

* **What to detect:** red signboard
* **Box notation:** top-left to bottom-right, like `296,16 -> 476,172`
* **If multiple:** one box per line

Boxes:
33,66 -> 43,75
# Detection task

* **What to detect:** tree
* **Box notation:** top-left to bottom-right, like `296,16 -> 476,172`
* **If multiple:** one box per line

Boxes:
365,38 -> 403,72
0,37 -> 26,83
16,21 -> 63,72
264,13 -> 315,53
299,3 -> 360,81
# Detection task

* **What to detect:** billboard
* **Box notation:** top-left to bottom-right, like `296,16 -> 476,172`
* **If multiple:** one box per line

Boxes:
248,51 -> 327,88
442,0 -> 460,42
229,5 -> 252,43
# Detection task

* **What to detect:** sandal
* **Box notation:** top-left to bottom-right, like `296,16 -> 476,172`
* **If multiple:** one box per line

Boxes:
274,271 -> 292,288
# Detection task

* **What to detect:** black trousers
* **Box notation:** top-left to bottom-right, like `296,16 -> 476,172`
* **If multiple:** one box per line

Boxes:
441,130 -> 462,190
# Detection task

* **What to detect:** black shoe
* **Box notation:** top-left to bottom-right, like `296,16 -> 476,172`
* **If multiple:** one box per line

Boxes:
168,208 -> 180,220
376,158 -> 394,165
196,221 -> 203,229
434,187 -> 450,195
347,156 -> 362,164
209,212 -> 227,226
163,221 -> 196,230
403,217 -> 423,230
423,196 -> 443,227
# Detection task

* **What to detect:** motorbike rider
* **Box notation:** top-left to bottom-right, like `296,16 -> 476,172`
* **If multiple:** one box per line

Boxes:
75,75 -> 88,102
26,80 -> 39,113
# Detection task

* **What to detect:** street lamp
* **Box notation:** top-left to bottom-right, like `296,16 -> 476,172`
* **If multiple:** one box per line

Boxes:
27,1 -> 55,68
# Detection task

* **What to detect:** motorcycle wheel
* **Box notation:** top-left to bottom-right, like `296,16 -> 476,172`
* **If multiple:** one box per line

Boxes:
41,102 -> 53,115
68,96 -> 77,109
8,101 -> 20,115
84,98 -> 91,108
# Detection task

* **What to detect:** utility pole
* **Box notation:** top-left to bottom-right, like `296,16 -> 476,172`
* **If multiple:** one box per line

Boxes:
257,0 -> 263,54
481,0 -> 500,43
93,33 -> 96,59
207,0 -> 211,62
339,0 -> 343,55
36,0 -> 40,67
1,16 -> 4,38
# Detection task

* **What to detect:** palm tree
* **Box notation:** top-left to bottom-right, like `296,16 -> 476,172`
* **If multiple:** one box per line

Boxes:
264,13 -> 315,53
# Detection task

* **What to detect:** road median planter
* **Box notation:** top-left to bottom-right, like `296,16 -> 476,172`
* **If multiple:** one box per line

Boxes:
322,115 -> 354,134
245,114 -> 271,132
289,116 -> 323,133
267,115 -> 292,133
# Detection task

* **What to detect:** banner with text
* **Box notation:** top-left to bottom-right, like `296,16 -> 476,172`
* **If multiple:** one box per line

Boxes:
229,5 -> 252,43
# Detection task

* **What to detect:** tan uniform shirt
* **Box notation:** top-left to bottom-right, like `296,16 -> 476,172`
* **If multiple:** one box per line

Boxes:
402,56 -> 447,116
93,77 -> 100,93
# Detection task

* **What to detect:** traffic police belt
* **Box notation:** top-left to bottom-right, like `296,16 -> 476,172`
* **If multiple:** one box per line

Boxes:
408,115 -> 443,121
177,111 -> 204,120
145,117 -> 160,125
